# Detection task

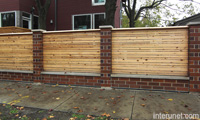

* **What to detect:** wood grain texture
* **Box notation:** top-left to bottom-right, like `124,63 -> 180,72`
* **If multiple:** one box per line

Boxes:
112,28 -> 189,76
0,34 -> 33,71
43,31 -> 101,73
0,27 -> 31,33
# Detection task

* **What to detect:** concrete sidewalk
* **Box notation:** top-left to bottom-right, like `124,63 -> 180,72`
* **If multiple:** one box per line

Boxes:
0,80 -> 199,119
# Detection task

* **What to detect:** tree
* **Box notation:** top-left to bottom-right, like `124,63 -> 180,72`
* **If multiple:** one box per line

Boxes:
122,0 -> 165,27
104,0 -> 117,27
122,0 -> 199,27
122,15 -> 129,28
35,0 -> 52,30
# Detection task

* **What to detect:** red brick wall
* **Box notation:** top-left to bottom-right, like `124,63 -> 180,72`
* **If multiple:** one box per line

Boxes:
188,25 -> 200,92
100,26 -> 113,87
32,30 -> 44,82
111,78 -> 189,92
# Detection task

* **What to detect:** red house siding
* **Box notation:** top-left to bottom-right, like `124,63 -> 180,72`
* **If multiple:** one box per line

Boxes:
115,0 -> 121,28
0,0 -> 36,13
19,0 -> 36,14
0,0 -> 20,12
0,0 -> 121,30
46,0 -> 121,31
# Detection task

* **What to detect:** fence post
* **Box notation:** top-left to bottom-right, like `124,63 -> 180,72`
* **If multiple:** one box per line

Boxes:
32,29 -> 45,82
99,26 -> 113,87
188,22 -> 200,92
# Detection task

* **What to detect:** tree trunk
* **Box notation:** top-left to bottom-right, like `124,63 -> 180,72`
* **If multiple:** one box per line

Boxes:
35,0 -> 51,30
105,0 -> 117,27
38,14 -> 47,30
130,15 -> 135,27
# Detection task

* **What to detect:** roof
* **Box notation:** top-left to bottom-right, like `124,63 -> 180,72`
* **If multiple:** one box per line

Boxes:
172,13 -> 200,26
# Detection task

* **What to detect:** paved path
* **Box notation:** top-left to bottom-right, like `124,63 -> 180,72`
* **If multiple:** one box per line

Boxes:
0,80 -> 199,119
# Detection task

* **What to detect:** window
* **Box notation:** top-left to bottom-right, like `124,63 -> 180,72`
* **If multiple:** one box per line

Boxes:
33,16 -> 39,29
1,12 -> 15,27
22,12 -> 31,29
73,14 -> 92,30
73,13 -> 105,30
92,0 -> 106,6
93,13 -> 105,29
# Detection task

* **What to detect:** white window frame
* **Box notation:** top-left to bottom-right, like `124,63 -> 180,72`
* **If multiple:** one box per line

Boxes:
72,14 -> 92,30
0,11 -> 17,27
93,13 -> 105,29
92,0 -> 106,6
22,11 -> 32,29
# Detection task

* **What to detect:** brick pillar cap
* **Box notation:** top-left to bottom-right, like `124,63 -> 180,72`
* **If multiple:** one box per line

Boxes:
99,25 -> 113,29
32,29 -> 46,33
187,22 -> 200,26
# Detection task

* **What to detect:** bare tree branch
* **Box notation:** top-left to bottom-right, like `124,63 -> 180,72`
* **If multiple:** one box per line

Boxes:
179,0 -> 200,4
127,0 -> 131,15
35,0 -> 41,10
44,0 -> 51,13
161,3 -> 185,12
135,0 -> 165,21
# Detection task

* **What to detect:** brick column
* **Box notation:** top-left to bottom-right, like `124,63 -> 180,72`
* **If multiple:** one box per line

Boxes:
99,26 -> 113,87
188,22 -> 200,92
32,30 -> 45,82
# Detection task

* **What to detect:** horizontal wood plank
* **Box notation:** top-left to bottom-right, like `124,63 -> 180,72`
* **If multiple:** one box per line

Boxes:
0,34 -> 33,71
43,31 -> 100,73
112,28 -> 188,76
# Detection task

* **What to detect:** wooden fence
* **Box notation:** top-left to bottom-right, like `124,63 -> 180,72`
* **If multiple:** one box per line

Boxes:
112,28 -> 188,76
43,30 -> 101,73
0,33 -> 33,71
0,27 -> 188,76
0,27 -> 31,33
1,25 -> 200,92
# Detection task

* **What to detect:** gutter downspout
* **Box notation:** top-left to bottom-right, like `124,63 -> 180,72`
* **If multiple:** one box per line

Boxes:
55,0 -> 57,30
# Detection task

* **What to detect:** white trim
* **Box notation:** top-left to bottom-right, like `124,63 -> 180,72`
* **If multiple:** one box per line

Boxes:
0,11 -> 17,27
187,22 -> 200,26
111,74 -> 190,80
0,32 -> 33,36
0,69 -> 33,74
44,29 -> 100,34
22,18 -> 31,29
72,14 -> 92,30
41,71 -> 101,77
72,13 -> 106,30
112,26 -> 189,31
99,25 -> 113,29
92,0 -> 106,6
22,11 -> 32,29
93,13 -> 105,29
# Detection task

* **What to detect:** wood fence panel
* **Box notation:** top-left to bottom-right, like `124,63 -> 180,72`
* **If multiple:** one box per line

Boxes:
112,28 -> 188,76
0,34 -> 33,71
0,27 -> 31,33
43,31 -> 100,73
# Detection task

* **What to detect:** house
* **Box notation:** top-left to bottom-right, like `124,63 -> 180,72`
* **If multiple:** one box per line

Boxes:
172,13 -> 200,26
0,0 -> 122,31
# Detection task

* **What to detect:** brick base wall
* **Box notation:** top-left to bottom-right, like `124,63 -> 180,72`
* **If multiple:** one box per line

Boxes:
111,78 -> 189,92
0,72 -> 189,92
0,72 -> 33,82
